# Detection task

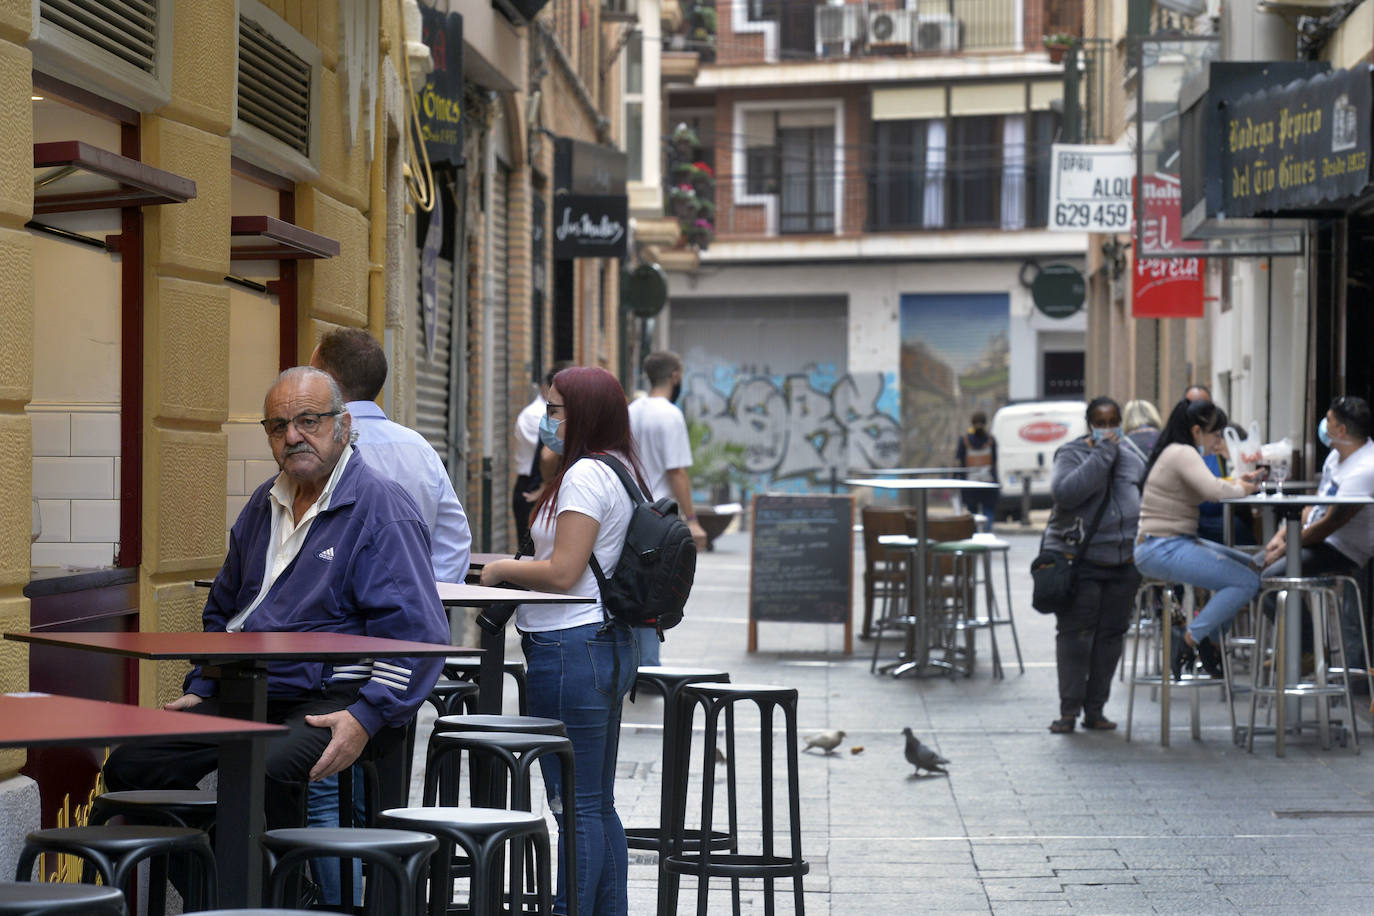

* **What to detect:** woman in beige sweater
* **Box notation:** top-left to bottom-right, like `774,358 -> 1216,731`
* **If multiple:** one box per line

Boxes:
1134,399 -> 1263,676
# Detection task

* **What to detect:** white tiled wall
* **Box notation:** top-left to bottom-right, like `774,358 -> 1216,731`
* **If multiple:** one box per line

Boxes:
225,419 -> 276,541
30,406 -> 120,569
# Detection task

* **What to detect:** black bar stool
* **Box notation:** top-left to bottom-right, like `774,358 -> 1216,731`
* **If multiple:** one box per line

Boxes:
15,826 -> 217,915
0,881 -> 126,914
625,666 -> 735,916
261,827 -> 439,916
89,789 -> 217,830
444,656 -> 528,715
662,682 -> 809,916
425,679 -> 482,718
424,731 -> 577,916
378,807 -> 552,916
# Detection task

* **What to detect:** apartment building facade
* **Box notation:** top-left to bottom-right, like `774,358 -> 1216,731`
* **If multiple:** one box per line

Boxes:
664,0 -> 1090,490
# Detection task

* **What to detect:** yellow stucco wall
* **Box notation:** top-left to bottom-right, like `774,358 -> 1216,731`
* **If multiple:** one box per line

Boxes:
0,2 -> 31,779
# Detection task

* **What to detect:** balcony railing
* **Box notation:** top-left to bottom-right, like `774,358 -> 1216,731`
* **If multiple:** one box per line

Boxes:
694,0 -> 1081,65
703,140 -> 1057,239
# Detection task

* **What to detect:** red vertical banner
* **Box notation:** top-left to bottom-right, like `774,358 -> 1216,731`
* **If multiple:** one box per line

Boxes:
1132,174 -> 1206,319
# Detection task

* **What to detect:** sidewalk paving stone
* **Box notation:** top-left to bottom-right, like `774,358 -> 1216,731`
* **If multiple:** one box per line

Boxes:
415,526 -> 1374,913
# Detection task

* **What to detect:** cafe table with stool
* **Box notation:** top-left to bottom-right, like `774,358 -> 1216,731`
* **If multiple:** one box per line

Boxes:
1221,492 -> 1374,754
847,477 -> 1000,677
434,582 -> 589,718
2,630 -> 460,908
0,691 -> 286,908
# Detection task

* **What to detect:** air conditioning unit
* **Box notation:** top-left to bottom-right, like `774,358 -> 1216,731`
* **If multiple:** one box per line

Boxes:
815,4 -> 865,54
601,0 -> 638,23
868,9 -> 915,46
915,13 -> 961,51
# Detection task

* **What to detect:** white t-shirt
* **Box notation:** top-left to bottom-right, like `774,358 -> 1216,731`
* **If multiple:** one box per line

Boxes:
1310,438 -> 1374,565
628,396 -> 693,500
516,453 -> 635,632
512,395 -> 546,478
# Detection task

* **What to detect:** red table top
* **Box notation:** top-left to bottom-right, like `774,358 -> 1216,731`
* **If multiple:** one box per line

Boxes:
435,581 -> 590,606
0,693 -> 287,747
4,630 -> 469,662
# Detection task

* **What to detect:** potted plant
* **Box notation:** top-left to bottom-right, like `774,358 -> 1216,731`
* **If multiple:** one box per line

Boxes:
1043,33 -> 1076,64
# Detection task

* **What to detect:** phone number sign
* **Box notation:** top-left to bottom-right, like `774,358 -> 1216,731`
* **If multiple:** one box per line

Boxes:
1047,144 -> 1134,232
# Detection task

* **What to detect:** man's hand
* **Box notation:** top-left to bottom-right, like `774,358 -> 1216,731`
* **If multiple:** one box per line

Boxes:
1263,527 -> 1287,568
304,709 -> 369,781
164,694 -> 203,711
688,519 -> 708,551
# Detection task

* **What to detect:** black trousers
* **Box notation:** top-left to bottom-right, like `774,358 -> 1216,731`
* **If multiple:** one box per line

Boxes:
512,474 -> 539,555
102,683 -> 364,831
1055,561 -> 1140,719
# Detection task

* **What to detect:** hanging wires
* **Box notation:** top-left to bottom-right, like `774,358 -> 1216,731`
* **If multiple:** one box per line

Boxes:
398,0 -> 438,213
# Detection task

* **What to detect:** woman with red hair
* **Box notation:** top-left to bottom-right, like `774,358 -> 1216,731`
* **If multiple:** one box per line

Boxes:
481,365 -> 644,915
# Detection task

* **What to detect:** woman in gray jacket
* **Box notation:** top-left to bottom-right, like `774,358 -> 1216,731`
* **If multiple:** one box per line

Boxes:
1045,396 -> 1147,733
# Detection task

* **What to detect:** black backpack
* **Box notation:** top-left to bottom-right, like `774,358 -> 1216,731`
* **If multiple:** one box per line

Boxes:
586,454 -> 697,640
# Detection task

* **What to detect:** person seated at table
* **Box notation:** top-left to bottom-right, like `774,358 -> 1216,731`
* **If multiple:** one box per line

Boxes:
1134,399 -> 1263,678
102,368 -> 448,881
1260,396 -> 1374,672
1044,397 -> 1146,734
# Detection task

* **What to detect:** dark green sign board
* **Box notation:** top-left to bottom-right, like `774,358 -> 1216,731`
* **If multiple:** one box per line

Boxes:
1031,263 -> 1086,319
622,263 -> 668,318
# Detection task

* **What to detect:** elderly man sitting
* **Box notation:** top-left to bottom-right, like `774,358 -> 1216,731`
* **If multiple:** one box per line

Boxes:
103,366 -> 447,837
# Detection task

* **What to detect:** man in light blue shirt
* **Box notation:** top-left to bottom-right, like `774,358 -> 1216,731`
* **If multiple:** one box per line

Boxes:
312,328 -> 471,582
307,327 -> 470,905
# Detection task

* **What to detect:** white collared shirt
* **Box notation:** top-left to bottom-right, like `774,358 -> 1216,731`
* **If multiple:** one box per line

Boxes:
226,445 -> 354,632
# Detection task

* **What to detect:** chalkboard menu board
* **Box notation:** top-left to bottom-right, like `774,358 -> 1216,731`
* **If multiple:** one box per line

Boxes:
748,494 -> 853,653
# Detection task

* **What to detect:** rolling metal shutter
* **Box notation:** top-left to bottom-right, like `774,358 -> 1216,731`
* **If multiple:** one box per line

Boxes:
416,254 -> 457,470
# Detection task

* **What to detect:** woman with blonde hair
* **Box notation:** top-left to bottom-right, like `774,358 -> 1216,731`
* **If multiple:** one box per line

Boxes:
1123,399 -> 1163,456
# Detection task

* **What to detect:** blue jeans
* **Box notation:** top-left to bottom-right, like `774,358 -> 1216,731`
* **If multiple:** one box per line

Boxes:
1134,535 -> 1260,642
634,625 -> 661,666
306,769 -> 365,905
523,622 -> 638,916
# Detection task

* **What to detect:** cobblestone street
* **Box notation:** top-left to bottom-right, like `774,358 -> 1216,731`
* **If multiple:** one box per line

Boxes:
418,527 -> 1374,914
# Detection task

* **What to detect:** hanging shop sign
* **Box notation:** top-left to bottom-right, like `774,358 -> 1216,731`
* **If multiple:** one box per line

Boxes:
552,193 -> 628,259
1133,175 -> 1205,319
1030,264 -> 1086,319
416,7 -> 463,167
554,137 -> 628,196
1223,66 -> 1372,218
1047,145 -> 1134,232
421,191 -> 443,360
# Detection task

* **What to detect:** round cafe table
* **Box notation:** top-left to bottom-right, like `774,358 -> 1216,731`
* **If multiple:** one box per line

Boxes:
847,477 -> 999,677
1222,493 -> 1374,754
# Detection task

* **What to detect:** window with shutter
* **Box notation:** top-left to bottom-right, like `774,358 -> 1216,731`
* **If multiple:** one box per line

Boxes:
232,0 -> 322,181
30,0 -> 172,111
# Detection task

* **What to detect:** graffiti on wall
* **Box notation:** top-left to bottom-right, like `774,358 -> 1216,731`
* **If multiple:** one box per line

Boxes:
682,365 -> 900,490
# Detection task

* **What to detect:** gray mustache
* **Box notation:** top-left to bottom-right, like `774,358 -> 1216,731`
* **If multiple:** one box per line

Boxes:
283,443 -> 315,457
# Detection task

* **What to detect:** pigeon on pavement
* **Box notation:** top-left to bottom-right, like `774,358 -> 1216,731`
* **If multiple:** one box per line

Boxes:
903,727 -> 949,776
803,730 -> 846,755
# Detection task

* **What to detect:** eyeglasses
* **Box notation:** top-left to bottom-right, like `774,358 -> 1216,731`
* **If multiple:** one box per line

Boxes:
260,410 -> 340,438
546,402 -> 564,415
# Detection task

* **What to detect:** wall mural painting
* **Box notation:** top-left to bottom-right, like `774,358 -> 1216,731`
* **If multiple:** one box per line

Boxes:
682,364 -> 901,493
899,293 -> 1010,467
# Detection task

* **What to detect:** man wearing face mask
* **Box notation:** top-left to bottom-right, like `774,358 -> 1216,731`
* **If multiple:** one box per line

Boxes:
1260,396 -> 1374,669
627,351 -> 707,666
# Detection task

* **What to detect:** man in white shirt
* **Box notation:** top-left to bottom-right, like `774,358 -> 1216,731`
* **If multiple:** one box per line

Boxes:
629,351 -> 707,665
1262,395 -> 1374,669
512,362 -> 572,554
311,328 -> 471,583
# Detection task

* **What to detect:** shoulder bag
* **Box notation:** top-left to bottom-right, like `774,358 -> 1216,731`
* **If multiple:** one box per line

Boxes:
1029,461 -> 1113,615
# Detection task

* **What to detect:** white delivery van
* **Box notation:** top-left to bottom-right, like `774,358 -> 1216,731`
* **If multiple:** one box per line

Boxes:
990,401 -> 1086,519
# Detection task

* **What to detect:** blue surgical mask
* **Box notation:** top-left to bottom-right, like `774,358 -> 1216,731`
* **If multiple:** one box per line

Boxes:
539,412 -> 564,455
1090,427 -> 1121,443
1319,417 -> 1333,448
